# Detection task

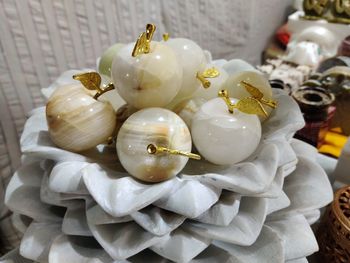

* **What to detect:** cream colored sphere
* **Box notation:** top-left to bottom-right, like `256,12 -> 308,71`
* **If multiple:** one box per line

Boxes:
223,70 -> 272,99
98,43 -> 125,77
46,84 -> 116,152
111,41 -> 182,109
222,71 -> 273,121
173,98 -> 206,128
191,98 -> 261,165
222,59 -> 257,75
165,38 -> 207,100
116,108 -> 192,183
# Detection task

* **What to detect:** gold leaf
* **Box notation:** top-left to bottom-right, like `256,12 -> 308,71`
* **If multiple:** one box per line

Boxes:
202,67 -> 220,78
241,81 -> 264,100
73,72 -> 101,91
236,97 -> 267,117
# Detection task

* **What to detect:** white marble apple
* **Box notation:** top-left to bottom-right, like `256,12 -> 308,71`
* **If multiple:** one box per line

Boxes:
222,59 -> 257,75
173,98 -> 207,128
98,43 -> 125,77
223,71 -> 272,99
116,108 -> 192,182
191,98 -> 261,165
46,83 -> 116,152
222,71 -> 274,121
114,103 -> 138,137
111,41 -> 182,109
164,38 -> 207,100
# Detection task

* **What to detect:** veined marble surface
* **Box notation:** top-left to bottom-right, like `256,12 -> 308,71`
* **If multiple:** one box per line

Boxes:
111,42 -> 182,109
116,108 -> 192,182
46,84 -> 116,152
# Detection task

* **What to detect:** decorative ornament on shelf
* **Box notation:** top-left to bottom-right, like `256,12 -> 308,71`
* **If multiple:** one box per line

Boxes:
332,0 -> 350,23
46,72 -> 116,152
302,0 -> 350,24
303,0 -> 331,18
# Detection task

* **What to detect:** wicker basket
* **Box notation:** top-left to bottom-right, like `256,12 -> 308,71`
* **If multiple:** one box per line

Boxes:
317,186 -> 350,262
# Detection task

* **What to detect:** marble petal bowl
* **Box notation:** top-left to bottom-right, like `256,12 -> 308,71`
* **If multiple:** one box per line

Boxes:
3,69 -> 333,263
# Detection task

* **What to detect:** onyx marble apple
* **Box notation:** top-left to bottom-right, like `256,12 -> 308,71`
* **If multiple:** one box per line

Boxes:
98,43 -> 125,77
173,98 -> 206,128
164,38 -> 207,101
114,103 -> 138,137
222,71 -> 274,121
191,98 -> 261,165
111,41 -> 182,109
222,59 -> 257,75
46,83 -> 116,152
116,108 -> 192,183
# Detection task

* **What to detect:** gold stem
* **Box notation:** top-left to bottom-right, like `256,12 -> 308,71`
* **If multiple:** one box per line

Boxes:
132,23 -> 156,57
260,98 -> 278,109
145,24 -> 156,42
147,144 -> 201,160
93,83 -> 115,99
218,89 -> 236,113
196,72 -> 211,89
196,68 -> 220,89
162,33 -> 170,41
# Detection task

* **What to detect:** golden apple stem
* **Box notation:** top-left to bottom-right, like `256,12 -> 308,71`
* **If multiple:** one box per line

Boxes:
93,83 -> 115,99
261,98 -> 278,109
147,144 -> 201,160
132,23 -> 156,57
162,33 -> 170,41
218,89 -> 236,113
196,68 -> 220,89
196,72 -> 211,88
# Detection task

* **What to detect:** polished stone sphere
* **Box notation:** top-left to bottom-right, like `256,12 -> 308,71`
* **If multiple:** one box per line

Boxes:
98,43 -> 125,77
46,84 -> 116,152
165,38 -> 207,100
191,98 -> 261,165
116,108 -> 192,182
222,71 -> 273,121
111,41 -> 182,109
